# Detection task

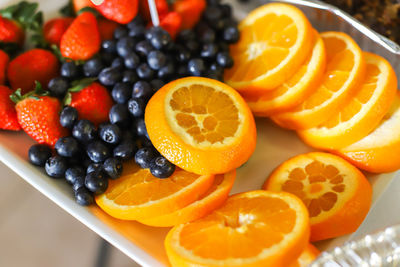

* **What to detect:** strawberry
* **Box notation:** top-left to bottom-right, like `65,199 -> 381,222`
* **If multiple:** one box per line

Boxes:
96,0 -> 139,24
173,0 -> 206,30
66,80 -> 113,126
0,49 -> 9,85
98,19 -> 119,41
139,0 -> 169,22
0,17 -> 24,46
60,12 -> 101,60
73,0 -> 95,13
0,85 -> 20,131
11,83 -> 68,146
7,49 -> 59,94
159,12 -> 182,39
43,17 -> 74,46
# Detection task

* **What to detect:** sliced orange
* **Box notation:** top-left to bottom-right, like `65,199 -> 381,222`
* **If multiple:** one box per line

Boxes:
138,170 -> 236,227
165,190 -> 310,267
245,31 -> 326,116
335,92 -> 400,173
264,152 -> 372,241
224,3 -> 313,92
298,52 -> 397,149
145,77 -> 257,175
95,161 -> 215,220
290,244 -> 320,267
272,31 -> 365,130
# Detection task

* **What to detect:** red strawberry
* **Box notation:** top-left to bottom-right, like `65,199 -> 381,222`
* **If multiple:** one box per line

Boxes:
98,19 -> 119,41
67,81 -> 113,126
173,0 -> 206,30
159,12 -> 182,39
60,12 -> 101,60
96,0 -> 139,24
73,0 -> 95,13
7,49 -> 59,94
139,0 -> 169,22
12,84 -> 68,146
0,17 -> 24,46
0,49 -> 9,85
0,85 -> 20,131
43,17 -> 74,46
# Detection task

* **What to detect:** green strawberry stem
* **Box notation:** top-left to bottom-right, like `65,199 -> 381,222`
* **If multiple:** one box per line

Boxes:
63,77 -> 98,105
10,81 -> 49,104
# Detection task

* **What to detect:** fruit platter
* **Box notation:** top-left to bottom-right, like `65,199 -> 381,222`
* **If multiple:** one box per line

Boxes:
1,0 -> 400,266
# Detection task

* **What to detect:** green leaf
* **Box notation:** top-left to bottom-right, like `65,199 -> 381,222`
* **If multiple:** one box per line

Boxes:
63,92 -> 72,106
9,88 -> 22,104
50,44 -> 65,62
69,77 -> 97,92
59,0 -> 75,17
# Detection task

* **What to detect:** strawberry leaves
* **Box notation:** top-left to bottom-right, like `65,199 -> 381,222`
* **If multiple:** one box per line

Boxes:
63,77 -> 97,105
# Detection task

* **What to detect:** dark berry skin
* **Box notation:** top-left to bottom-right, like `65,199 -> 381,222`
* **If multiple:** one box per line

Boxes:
72,175 -> 85,191
122,70 -> 138,84
136,118 -> 149,139
61,62 -> 79,79
128,98 -> 146,117
28,144 -> 52,167
111,57 -> 124,69
188,58 -> 205,76
87,163 -> 104,174
85,170 -> 109,195
99,123 -> 122,144
65,166 -> 85,185
98,67 -> 122,86
124,52 -> 140,70
148,27 -> 171,50
200,43 -> 218,59
140,136 -> 153,147
127,14 -> 145,28
86,141 -> 111,163
136,63 -> 155,80
101,40 -> 117,54
109,104 -> 131,129
103,157 -> 123,179
199,27 -> 216,43
55,137 -> 80,157
113,140 -> 137,160
114,26 -> 128,39
100,52 -> 115,65
75,187 -> 94,206
117,37 -> 136,57
112,83 -> 131,104
150,156 -> 175,178
135,147 -> 158,169
128,25 -> 145,39
135,40 -> 153,57
147,50 -> 166,70
60,106 -> 78,129
132,81 -> 153,101
45,156 -> 68,178
223,26 -> 240,44
72,120 -> 97,143
177,29 -> 196,43
217,52 -> 234,68
150,79 -> 165,92
48,77 -> 69,98
176,48 -> 191,63
83,57 -> 104,77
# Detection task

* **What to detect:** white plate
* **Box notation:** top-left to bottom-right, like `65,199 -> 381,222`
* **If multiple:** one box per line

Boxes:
0,0 -> 399,266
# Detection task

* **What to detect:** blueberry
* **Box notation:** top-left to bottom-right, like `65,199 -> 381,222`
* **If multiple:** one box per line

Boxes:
127,14 -> 145,28
199,27 -> 216,43
223,26 -> 240,44
188,58 -> 205,76
111,57 -> 124,69
132,81 -> 153,101
72,174 -> 85,191
86,141 -> 111,163
136,118 -> 149,138
72,120 -> 97,143
177,65 -> 188,77
136,63 -> 155,80
100,52 -> 115,65
101,40 -> 117,54
217,52 -> 234,68
103,157 -> 123,179
176,48 -> 191,63
149,27 -> 171,50
218,42 -> 230,52
158,63 -> 175,80
122,70 -> 138,84
147,50 -> 166,70
65,166 -> 85,185
60,106 -> 78,129
150,79 -> 165,92
150,156 -> 175,178
135,147 -> 158,168
177,29 -> 196,43
113,140 -> 137,160
74,187 -> 94,206
114,26 -> 128,39
135,40 -> 153,57
83,57 -> 104,77
55,137 -> 80,157
117,37 -> 136,57
86,163 -> 103,174
185,40 -> 200,54
100,123 -> 122,144
112,83 -> 131,104
98,67 -> 122,86
124,52 -> 140,69
28,144 -> 52,167
204,6 -> 222,23
45,156 -> 68,178
85,170 -> 109,195
200,43 -> 218,59
121,130 -> 136,142
127,98 -> 146,117
109,104 -> 131,128
48,77 -> 69,98
220,4 -> 232,17
61,62 -> 79,79
128,25 -> 145,39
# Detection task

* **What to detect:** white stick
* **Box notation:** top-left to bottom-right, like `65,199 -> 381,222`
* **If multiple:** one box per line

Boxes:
147,0 -> 160,26
90,0 -> 104,5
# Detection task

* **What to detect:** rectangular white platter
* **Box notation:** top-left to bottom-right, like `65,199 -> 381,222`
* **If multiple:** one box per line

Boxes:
1,0 -> 400,266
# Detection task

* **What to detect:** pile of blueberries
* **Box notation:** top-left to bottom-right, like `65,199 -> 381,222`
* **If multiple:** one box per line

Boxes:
28,0 -> 240,206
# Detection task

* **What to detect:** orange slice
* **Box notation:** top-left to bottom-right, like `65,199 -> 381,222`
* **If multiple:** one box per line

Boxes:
290,244 -> 320,267
264,152 -> 372,241
335,92 -> 400,173
245,32 -> 326,116
224,3 -> 313,92
272,31 -> 365,130
165,190 -> 310,267
95,161 -> 215,220
145,77 -> 257,175
138,170 -> 236,227
298,52 -> 397,149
